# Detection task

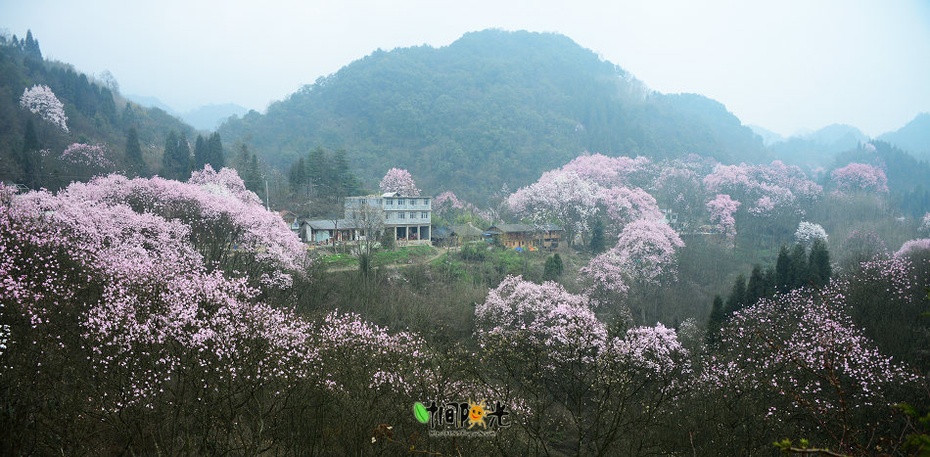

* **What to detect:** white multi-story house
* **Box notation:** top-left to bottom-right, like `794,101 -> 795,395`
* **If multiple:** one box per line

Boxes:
343,192 -> 431,242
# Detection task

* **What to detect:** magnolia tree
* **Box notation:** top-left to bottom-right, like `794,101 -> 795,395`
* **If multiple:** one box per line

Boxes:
701,286 -> 918,455
705,194 -> 740,244
581,218 -> 684,320
703,160 -> 822,217
0,180 -> 440,454
507,169 -> 600,245
379,167 -> 420,196
559,152 -> 651,187
895,239 -> 930,259
475,275 -> 691,455
432,190 -> 493,224
830,163 -> 889,194
794,221 -> 828,247
20,84 -> 69,132
57,166 -> 308,278
60,142 -> 115,170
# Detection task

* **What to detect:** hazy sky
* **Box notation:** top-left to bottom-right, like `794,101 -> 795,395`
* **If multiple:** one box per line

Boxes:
3,0 -> 929,137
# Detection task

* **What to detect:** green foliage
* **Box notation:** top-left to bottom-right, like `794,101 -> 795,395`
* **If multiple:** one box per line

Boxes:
725,273 -> 747,315
706,295 -> 725,344
0,34 -> 194,190
161,130 -> 191,180
543,253 -> 564,281
124,127 -> 146,177
379,229 -> 395,251
218,30 -> 766,204
589,217 -> 606,253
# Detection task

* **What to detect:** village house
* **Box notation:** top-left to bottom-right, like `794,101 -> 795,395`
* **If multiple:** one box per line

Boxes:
303,192 -> 432,245
484,223 -> 563,250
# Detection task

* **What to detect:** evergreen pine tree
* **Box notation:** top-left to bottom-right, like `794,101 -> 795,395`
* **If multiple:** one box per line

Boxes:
332,149 -> 359,196
307,146 -> 327,197
745,265 -> 766,308
789,243 -> 809,289
775,245 -> 791,293
23,30 -> 42,61
20,119 -> 39,188
590,218 -> 606,253
207,132 -> 225,169
706,295 -> 725,344
161,131 -> 191,180
763,266 -> 776,298
289,157 -> 308,194
125,127 -> 146,177
193,135 -> 208,171
808,238 -> 832,288
725,274 -> 747,315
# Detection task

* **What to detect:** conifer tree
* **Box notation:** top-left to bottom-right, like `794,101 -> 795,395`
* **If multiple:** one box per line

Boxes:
20,119 -> 39,188
193,135 -> 208,171
161,131 -> 191,180
745,265 -> 767,308
808,238 -> 832,288
706,295 -> 725,344
725,274 -> 747,315
589,218 -> 606,253
23,30 -> 42,61
775,245 -> 791,293
125,127 -> 146,177
789,243 -> 809,289
206,132 -> 225,169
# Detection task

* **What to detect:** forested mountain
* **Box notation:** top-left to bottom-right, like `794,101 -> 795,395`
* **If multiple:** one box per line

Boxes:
771,124 -> 869,168
878,112 -> 930,161
0,31 -> 194,189
219,29 -> 768,203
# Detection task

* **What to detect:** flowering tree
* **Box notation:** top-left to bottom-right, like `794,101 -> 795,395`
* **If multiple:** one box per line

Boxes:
379,167 -> 420,196
475,275 -> 691,455
432,190 -> 492,224
895,239 -> 930,259
60,142 -> 115,169
581,218 -> 684,320
705,194 -> 740,243
0,179 -> 437,454
703,161 -> 822,216
507,169 -> 600,245
20,84 -> 69,132
701,286 -> 918,454
560,152 -> 650,187
919,212 -> 930,236
794,221 -> 828,247
830,163 -> 889,193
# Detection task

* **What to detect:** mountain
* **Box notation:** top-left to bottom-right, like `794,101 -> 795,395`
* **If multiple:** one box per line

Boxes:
771,124 -> 869,168
748,125 -> 785,146
125,93 -> 180,115
218,29 -> 767,203
878,113 -> 930,161
181,103 -> 250,131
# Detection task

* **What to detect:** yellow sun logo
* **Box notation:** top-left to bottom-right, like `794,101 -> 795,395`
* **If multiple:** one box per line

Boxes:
467,399 -> 488,429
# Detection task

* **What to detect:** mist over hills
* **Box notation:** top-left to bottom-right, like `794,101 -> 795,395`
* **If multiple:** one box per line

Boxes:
878,112 -> 930,161
218,29 -> 768,203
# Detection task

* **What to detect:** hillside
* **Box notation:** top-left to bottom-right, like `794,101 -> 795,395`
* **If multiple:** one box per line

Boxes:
0,31 -> 194,190
771,124 -> 869,168
878,112 -> 930,161
219,29 -> 767,203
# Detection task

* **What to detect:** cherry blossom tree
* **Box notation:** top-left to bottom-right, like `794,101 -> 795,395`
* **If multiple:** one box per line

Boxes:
560,152 -> 650,187
379,167 -> 420,196
830,163 -> 889,194
19,84 -> 68,132
895,239 -> 930,259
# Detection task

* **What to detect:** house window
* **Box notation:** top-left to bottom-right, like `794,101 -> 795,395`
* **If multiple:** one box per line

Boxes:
409,212 -> 416,219
386,199 -> 393,205
399,212 -> 406,219
399,199 -> 405,205
421,212 -> 428,218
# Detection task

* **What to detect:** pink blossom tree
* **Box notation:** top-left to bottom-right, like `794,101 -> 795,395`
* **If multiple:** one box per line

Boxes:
475,275 -> 692,454
581,218 -> 684,320
507,169 -> 600,245
20,84 -> 69,132
705,194 -> 740,244
60,142 -> 115,169
702,286 -> 917,454
830,163 -> 889,193
703,160 -> 822,216
920,212 -> 930,236
379,167 -> 420,196
895,239 -> 930,259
